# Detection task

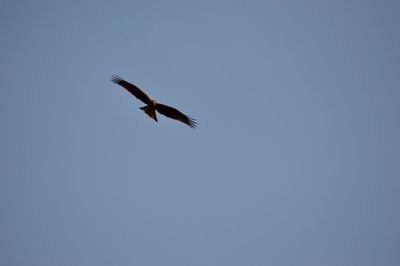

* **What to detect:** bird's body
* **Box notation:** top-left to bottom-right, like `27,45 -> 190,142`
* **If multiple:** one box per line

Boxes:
111,75 -> 197,128
139,99 -> 158,122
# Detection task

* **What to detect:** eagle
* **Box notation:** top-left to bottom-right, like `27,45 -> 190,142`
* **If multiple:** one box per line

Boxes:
111,75 -> 197,128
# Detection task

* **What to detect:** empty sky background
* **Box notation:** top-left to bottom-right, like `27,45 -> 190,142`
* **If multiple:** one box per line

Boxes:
1,0 -> 399,265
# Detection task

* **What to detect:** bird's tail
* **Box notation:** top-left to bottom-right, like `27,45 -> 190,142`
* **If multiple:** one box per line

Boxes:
140,105 -> 158,122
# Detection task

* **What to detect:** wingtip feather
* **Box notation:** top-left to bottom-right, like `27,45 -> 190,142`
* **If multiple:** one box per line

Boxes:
187,116 -> 198,128
111,74 -> 123,84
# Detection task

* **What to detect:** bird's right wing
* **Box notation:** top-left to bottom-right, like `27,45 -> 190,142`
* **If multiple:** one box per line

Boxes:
155,103 -> 197,128
111,75 -> 151,104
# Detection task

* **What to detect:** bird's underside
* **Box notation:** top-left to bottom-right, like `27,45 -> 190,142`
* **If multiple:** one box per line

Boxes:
139,100 -> 158,122
111,75 -> 197,128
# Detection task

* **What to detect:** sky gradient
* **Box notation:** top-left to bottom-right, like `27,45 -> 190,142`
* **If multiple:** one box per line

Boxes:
1,0 -> 400,265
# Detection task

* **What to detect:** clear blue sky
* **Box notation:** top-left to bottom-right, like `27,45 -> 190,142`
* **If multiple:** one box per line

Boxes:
1,0 -> 399,265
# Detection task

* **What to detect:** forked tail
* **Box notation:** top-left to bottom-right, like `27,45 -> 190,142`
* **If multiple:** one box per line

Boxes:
140,105 -> 158,122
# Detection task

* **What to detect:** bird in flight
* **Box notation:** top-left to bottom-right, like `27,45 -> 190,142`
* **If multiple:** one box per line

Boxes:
111,75 -> 197,128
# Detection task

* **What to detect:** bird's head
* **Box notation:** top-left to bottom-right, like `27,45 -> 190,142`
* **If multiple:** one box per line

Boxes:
149,99 -> 157,106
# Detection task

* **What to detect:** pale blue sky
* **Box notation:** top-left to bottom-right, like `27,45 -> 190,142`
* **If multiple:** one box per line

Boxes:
1,0 -> 399,265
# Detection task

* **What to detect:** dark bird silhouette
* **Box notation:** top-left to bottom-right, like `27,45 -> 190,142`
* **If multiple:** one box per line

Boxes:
111,75 -> 197,128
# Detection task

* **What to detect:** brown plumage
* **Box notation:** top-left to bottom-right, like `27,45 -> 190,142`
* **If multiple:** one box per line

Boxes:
111,75 -> 197,128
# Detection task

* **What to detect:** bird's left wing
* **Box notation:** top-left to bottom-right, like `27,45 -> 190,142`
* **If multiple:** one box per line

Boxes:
155,103 -> 197,128
111,75 -> 151,104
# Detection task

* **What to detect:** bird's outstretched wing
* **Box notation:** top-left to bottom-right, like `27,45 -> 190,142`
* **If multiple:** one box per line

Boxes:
155,103 -> 197,128
111,75 -> 151,104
